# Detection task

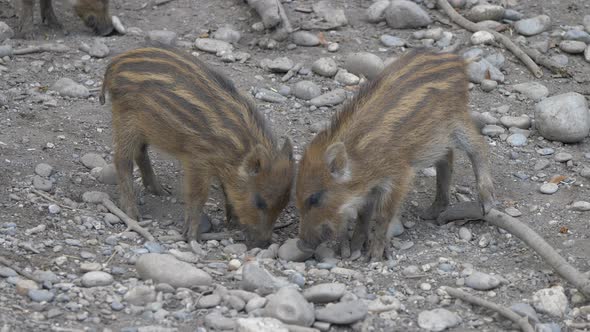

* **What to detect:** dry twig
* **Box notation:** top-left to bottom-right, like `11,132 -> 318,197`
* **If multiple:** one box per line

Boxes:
12,43 -> 70,55
443,287 -> 534,332
438,204 -> 590,298
437,0 -> 543,78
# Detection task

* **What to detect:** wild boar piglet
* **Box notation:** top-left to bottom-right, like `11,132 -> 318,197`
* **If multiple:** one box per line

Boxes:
100,46 -> 295,248
295,49 -> 495,261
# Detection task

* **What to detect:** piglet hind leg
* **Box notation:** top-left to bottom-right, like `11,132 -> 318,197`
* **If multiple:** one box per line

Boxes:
421,149 -> 454,220
181,163 -> 211,242
40,0 -> 62,28
113,118 -> 142,221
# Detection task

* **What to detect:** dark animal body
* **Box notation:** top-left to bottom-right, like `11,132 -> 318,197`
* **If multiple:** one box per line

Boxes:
100,46 -> 294,248
295,49 -> 495,261
16,0 -> 113,38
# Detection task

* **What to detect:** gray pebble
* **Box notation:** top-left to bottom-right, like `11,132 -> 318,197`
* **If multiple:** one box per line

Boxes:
293,81 -> 321,100
246,297 -> 267,313
136,253 -> 212,288
385,0 -> 432,29
532,286 -> 568,318
124,285 -> 157,306
334,69 -> 359,86
540,183 -> 559,194
315,301 -> 368,324
503,9 -> 523,21
194,38 -> 233,55
28,289 -> 54,302
278,238 -> 313,262
81,271 -> 114,287
265,287 -> 315,326
551,54 -> 569,67
554,152 -> 572,162
98,164 -> 118,185
81,153 -> 107,169
51,78 -> 89,99
505,207 -> 522,217
310,89 -> 346,107
327,42 -> 339,52
146,30 -> 177,45
510,303 -> 539,323
466,4 -> 505,22
465,271 -> 501,290
303,283 -> 346,303
48,204 -> 61,214
507,133 -> 527,147
480,79 -> 497,92
255,88 -> 287,103
212,26 -> 241,44
570,201 -> 590,211
312,57 -> 338,77
559,40 -> 586,54
292,31 -> 320,46
514,15 -> 551,36
204,312 -> 236,330
380,34 -> 406,47
266,57 -> 294,73
482,125 -> 505,137
111,301 -> 124,311
35,163 -> 53,177
563,29 -> 590,44
418,308 -> 462,331
500,115 -> 531,129
87,39 -> 110,58
197,293 -> 221,309
343,52 -> 384,80
458,227 -> 472,241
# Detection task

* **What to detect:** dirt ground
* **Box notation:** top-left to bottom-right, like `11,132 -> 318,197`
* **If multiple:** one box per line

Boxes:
0,0 -> 589,331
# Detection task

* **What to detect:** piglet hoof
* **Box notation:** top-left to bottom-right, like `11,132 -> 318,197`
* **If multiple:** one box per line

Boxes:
349,250 -> 362,261
340,243 -> 351,259
296,239 -> 315,254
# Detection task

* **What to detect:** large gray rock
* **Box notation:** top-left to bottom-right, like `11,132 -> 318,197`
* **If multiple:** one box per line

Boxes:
534,92 -> 590,143
466,5 -> 505,22
418,308 -> 462,331
312,1 -> 348,28
136,254 -> 212,288
344,52 -> 384,80
514,15 -> 551,36
384,0 -> 431,29
563,29 -> 590,44
264,287 -> 315,327
266,57 -> 294,73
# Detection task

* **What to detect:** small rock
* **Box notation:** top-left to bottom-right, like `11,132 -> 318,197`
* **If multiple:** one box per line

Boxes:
334,69 -> 360,86
559,40 -> 586,54
465,271 -> 501,290
344,52 -> 384,80
28,289 -> 54,302
194,38 -> 233,55
241,263 -> 279,295
265,287 -> 315,326
366,0 -> 391,23
266,57 -> 294,73
512,82 -> 548,101
551,54 -> 569,67
534,92 -> 590,143
81,153 -> 107,169
0,22 -> 14,42
0,267 -> 17,278
500,116 -> 531,129
312,58 -> 338,77
563,29 -> 590,44
385,0 -> 431,29
554,152 -> 573,162
292,31 -> 320,46
228,259 -> 242,271
507,133 -> 527,147
533,286 -> 568,317
471,31 -> 494,45
482,125 -> 505,137
16,279 -> 38,296
514,15 -> 551,36
327,43 -> 339,52
35,163 -> 53,177
315,301 -> 368,324
146,30 -> 177,45
380,34 -> 406,47
418,308 -> 462,331
505,207 -> 522,217
278,238 -> 314,262
198,293 -> 222,309
255,88 -> 287,103
467,59 -> 504,83
466,4 -> 505,22
310,89 -> 346,107
246,297 -> 267,313
51,78 -> 90,99
312,1 -> 348,28
213,26 -> 241,44
293,81 -> 321,100
236,317 -> 288,332
98,164 -> 117,185
510,303 -> 539,323
204,312 -> 236,330
570,201 -> 590,211
480,79 -> 497,92
540,183 -> 559,194
124,285 -> 157,306
81,271 -> 114,287
88,39 -> 109,58
458,227 -> 472,241
48,204 -> 61,214
303,283 -> 346,303
136,254 -> 212,288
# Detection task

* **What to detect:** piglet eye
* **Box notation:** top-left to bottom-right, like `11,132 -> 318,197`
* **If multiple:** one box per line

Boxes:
307,191 -> 324,208
255,193 -> 267,210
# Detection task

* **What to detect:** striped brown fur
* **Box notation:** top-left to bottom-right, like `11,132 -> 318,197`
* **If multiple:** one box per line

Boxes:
100,46 -> 294,247
295,49 -> 495,261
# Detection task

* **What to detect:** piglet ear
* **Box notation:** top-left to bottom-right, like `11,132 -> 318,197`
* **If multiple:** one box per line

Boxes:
325,142 -> 350,181
281,138 -> 293,161
240,144 -> 270,177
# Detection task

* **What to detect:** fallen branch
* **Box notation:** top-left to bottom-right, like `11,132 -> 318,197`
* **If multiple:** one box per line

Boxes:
158,231 -> 243,243
83,191 -> 155,242
31,189 -> 76,211
437,0 -> 543,78
516,42 -> 572,77
438,204 -> 590,298
0,256 -> 42,283
443,287 -> 534,332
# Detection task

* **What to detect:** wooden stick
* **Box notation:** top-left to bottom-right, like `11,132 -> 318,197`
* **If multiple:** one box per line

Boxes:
101,199 -> 155,242
0,256 -> 42,283
12,43 -> 70,55
438,204 -> 590,298
31,189 -> 76,211
443,287 -> 534,332
437,0 -> 543,78
516,42 -> 572,77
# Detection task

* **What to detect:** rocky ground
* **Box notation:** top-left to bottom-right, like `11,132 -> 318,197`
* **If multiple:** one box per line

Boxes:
0,0 -> 590,331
